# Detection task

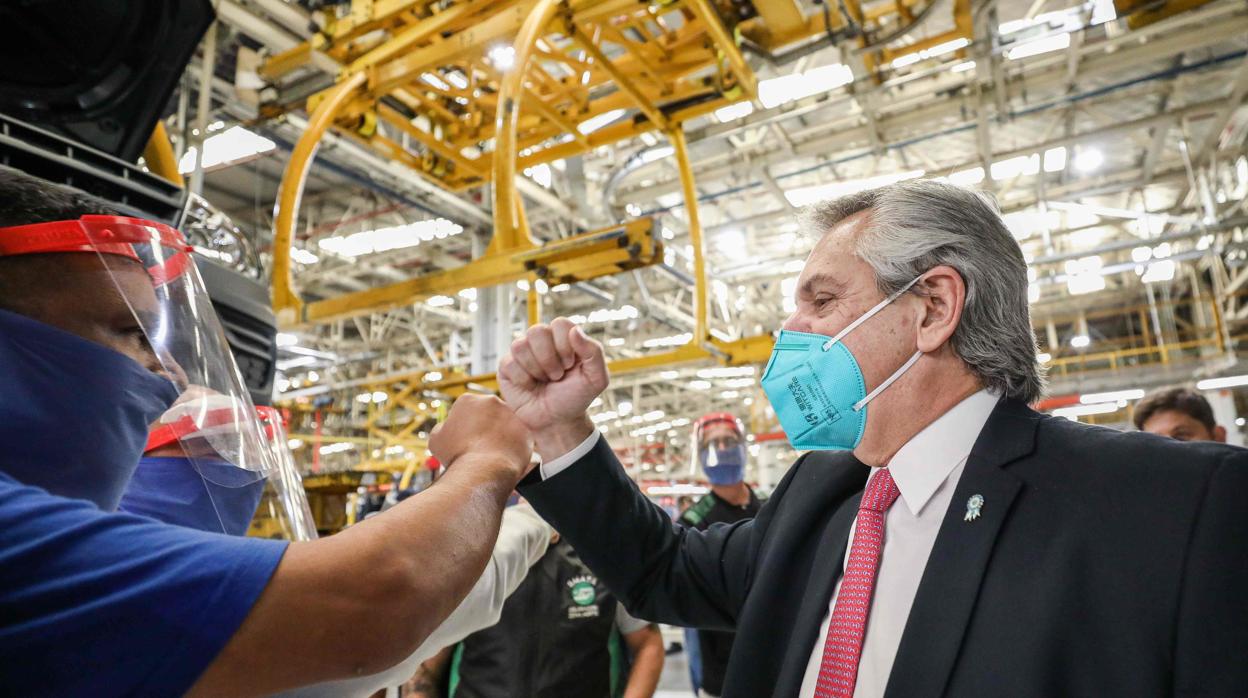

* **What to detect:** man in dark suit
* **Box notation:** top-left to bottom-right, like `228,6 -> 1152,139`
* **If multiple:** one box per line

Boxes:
483,180 -> 1248,697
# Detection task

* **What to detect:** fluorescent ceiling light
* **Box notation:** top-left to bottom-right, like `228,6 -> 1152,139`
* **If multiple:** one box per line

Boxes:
1070,334 -> 1091,348
1141,260 -> 1176,283
952,61 -> 977,73
1043,146 -> 1067,172
445,71 -> 469,89
715,101 -> 754,123
947,166 -> 985,185
487,44 -> 516,71
1006,32 -> 1072,60
1196,375 -> 1248,390
1052,402 -> 1119,420
758,63 -> 853,109
1074,147 -> 1104,172
697,366 -> 755,379
276,332 -> 299,347
178,126 -> 276,173
784,170 -> 925,207
1080,389 -> 1144,404
926,37 -> 970,58
426,295 -> 455,307
891,53 -> 921,69
991,154 -> 1040,180
421,72 -> 450,90
290,248 -> 319,265
1066,272 -> 1105,295
567,305 -> 640,325
643,333 -> 692,348
687,380 -> 712,391
638,145 -> 674,164
318,218 -> 464,258
578,109 -> 627,135
1037,352 -> 1052,363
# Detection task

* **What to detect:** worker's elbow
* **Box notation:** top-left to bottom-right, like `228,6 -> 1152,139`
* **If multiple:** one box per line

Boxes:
348,554 -> 438,675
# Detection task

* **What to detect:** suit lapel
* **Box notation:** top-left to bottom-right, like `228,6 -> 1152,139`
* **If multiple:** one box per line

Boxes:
883,399 -> 1039,698
773,488 -> 863,697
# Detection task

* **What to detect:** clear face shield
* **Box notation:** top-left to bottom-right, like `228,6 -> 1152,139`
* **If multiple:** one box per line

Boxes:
689,413 -> 748,486
0,214 -> 311,536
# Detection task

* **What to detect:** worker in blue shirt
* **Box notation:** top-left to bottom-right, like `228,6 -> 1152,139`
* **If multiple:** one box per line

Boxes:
0,166 -> 534,697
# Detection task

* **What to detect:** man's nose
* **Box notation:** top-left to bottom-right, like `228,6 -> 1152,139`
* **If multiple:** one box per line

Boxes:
781,309 -> 809,333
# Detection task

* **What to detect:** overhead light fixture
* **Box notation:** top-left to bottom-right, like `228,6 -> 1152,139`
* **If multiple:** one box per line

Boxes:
1051,402 -> 1119,420
1080,389 -> 1144,405
688,380 -> 712,391
1074,147 -> 1104,173
487,44 -> 516,71
643,333 -> 692,348
1037,352 -> 1053,363
291,248 -> 319,265
714,101 -> 754,123
319,218 -> 464,258
758,63 -> 853,109
1197,375 -> 1248,390
578,108 -> 627,135
1006,32 -> 1072,60
1141,260 -> 1176,284
784,170 -> 925,207
276,332 -> 299,348
178,126 -> 276,174
952,60 -> 977,73
1070,334 -> 1091,348
567,305 -> 640,325
426,295 -> 455,307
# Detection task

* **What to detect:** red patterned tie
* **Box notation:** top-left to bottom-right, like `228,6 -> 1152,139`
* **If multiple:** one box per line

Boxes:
814,467 -> 901,698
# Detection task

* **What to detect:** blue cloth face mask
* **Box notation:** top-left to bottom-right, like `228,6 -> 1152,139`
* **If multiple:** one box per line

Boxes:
761,276 -> 923,451
0,308 -> 179,509
700,445 -> 746,485
120,457 -> 266,536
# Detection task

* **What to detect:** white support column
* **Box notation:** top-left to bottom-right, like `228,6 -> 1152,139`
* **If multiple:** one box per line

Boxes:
1206,389 -> 1243,446
470,231 -> 513,375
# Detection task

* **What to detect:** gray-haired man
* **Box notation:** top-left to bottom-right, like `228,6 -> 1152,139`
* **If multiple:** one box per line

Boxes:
476,180 -> 1248,697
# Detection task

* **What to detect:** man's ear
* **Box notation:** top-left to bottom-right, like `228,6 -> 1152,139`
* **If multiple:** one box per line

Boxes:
1213,425 -> 1227,443
913,265 -> 966,354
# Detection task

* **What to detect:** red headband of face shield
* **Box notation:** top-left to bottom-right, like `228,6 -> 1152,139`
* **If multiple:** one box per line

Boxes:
145,405 -> 287,454
0,215 -> 194,285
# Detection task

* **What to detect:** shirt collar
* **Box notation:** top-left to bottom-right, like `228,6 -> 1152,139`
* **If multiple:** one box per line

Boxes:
887,389 -> 1000,516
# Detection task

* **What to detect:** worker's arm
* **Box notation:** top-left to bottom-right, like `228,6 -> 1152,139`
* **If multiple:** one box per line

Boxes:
190,395 -> 534,697
270,504 -> 553,698
403,646 -> 455,698
502,320 -> 789,630
618,609 -> 664,698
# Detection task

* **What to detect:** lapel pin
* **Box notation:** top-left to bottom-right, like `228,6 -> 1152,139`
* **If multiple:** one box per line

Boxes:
964,494 -> 984,522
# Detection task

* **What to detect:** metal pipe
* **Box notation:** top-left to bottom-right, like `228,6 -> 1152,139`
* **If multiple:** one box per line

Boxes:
668,126 -> 709,343
215,0 -> 301,52
272,71 -> 367,322
188,22 -> 218,196
492,0 -> 561,252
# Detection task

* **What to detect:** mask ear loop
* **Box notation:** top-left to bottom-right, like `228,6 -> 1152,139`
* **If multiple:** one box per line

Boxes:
853,350 -> 923,411
821,275 -> 924,352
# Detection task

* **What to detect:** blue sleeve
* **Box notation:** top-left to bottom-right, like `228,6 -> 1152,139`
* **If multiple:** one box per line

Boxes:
0,472 -> 288,697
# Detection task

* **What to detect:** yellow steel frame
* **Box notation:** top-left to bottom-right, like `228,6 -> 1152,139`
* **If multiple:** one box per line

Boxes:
268,0 -> 759,326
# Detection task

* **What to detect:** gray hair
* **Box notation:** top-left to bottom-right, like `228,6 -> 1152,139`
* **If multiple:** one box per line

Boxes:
805,179 -> 1044,403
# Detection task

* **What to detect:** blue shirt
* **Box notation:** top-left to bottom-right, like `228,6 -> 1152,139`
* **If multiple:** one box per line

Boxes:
0,471 -> 288,696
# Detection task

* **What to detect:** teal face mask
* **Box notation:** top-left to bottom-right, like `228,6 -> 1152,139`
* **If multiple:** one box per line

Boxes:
761,276 -> 923,451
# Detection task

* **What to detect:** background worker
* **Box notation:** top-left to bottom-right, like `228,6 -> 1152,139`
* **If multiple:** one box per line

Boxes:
677,413 -> 762,698
0,167 -> 534,697
1134,386 -> 1229,443
409,532 -> 666,698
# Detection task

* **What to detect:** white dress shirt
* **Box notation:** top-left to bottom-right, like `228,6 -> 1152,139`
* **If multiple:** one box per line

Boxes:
277,504 -> 554,698
797,389 -> 999,698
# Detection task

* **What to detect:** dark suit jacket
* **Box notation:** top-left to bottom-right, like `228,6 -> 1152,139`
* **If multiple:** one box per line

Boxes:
519,398 -> 1248,697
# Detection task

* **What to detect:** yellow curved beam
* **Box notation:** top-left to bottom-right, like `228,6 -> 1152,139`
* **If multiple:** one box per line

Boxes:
143,122 -> 183,188
668,126 -> 709,343
490,0 -> 563,255
272,71 -> 368,322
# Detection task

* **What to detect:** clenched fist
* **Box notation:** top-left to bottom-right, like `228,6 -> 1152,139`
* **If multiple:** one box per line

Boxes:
498,318 -> 608,460
429,394 -> 534,481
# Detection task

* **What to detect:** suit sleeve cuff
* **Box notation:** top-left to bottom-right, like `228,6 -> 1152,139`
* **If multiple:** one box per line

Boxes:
539,430 -> 602,480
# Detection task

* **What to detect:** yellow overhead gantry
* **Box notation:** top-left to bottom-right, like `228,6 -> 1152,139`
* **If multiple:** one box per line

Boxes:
261,0 -> 988,467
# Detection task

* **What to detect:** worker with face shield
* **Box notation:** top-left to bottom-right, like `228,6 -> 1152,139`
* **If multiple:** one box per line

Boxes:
0,168 -> 537,697
678,413 -> 763,698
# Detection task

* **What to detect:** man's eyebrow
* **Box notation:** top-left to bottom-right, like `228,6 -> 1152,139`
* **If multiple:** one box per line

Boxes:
799,273 -> 845,295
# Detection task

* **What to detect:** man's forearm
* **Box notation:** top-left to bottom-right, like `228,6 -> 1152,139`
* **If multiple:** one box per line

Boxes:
190,456 -> 519,696
622,627 -> 665,698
